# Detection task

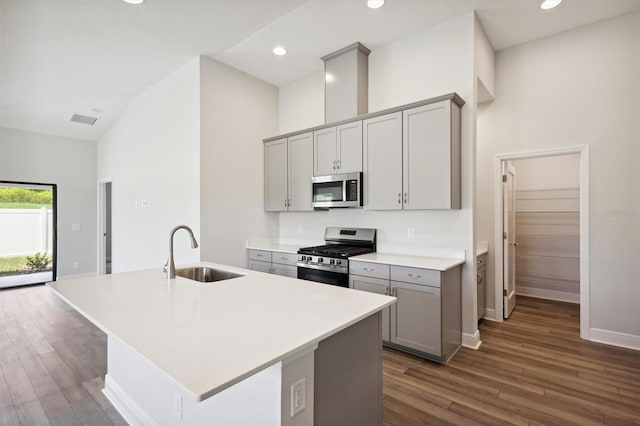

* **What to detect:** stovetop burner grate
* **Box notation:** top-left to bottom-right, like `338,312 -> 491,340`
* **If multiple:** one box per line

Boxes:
298,244 -> 374,258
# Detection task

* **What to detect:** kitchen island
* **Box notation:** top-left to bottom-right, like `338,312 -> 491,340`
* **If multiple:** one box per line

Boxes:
47,262 -> 395,426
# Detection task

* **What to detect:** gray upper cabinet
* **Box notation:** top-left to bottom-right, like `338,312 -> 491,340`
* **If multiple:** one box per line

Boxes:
264,138 -> 288,212
363,112 -> 403,210
314,121 -> 362,176
402,100 -> 461,210
288,132 -> 313,211
264,133 -> 313,212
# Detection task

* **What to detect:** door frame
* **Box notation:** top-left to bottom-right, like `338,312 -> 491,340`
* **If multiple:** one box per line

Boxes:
493,146 -> 590,340
97,178 -> 112,275
502,162 -> 516,319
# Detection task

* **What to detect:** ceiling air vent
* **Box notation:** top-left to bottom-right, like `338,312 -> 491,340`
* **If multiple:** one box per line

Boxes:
70,113 -> 98,126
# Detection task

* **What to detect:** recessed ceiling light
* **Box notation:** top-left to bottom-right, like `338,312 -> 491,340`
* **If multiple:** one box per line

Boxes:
273,46 -> 287,56
540,0 -> 561,10
367,0 -> 385,9
123,0 -> 144,4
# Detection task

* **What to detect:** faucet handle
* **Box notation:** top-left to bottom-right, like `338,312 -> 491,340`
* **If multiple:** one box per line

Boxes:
162,259 -> 168,273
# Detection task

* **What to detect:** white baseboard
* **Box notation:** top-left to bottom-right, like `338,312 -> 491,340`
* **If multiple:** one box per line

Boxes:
462,330 -> 482,350
103,374 -> 156,426
517,287 -> 579,304
482,308 -> 500,322
589,328 -> 640,351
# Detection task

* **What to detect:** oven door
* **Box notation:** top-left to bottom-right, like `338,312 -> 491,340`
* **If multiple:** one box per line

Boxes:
297,266 -> 349,288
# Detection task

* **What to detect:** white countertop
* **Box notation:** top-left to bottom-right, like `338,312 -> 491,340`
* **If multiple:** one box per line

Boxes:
246,241 -> 301,254
350,253 -> 465,271
47,263 -> 395,402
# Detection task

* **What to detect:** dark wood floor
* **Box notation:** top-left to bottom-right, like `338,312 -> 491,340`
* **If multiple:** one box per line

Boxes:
1,286 -> 639,425
383,296 -> 640,426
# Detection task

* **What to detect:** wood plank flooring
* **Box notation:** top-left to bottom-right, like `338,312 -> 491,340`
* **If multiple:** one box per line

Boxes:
0,285 -> 125,426
383,296 -> 640,425
1,286 -> 639,425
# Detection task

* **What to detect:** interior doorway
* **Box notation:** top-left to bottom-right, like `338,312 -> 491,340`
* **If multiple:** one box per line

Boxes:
98,179 -> 112,275
494,146 -> 590,340
0,181 -> 57,288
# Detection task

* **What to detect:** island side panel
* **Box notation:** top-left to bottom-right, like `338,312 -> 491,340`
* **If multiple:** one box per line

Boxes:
314,312 -> 382,426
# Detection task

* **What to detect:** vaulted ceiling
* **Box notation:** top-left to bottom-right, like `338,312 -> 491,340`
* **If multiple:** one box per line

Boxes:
1,0 -> 638,141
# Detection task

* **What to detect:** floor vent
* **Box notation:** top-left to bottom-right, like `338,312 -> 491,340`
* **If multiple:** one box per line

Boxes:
70,113 -> 98,126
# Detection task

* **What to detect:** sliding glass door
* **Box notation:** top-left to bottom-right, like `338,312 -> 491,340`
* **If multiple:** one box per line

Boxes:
0,181 -> 57,288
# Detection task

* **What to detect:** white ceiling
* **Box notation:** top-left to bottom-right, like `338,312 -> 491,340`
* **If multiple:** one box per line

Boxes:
1,0 -> 638,142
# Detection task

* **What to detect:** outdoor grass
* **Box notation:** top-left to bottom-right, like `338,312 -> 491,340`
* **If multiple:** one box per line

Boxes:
0,256 -> 28,276
0,202 -> 52,209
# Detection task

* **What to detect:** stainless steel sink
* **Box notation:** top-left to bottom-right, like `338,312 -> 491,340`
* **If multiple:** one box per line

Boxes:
175,267 -> 244,283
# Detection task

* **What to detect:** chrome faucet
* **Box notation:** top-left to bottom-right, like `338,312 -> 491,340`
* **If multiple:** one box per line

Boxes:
165,225 -> 199,279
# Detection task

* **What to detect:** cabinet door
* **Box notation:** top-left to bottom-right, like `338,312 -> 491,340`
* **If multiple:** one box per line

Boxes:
402,101 -> 452,210
272,264 -> 297,278
313,127 -> 337,176
248,260 -> 272,274
350,275 -> 390,342
288,132 -> 314,211
390,281 -> 441,356
363,112 -> 402,210
264,139 -> 288,211
337,121 -> 362,173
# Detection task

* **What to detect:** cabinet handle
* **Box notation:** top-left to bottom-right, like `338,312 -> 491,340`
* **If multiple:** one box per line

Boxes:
397,193 -> 401,204
280,257 -> 288,261
391,287 -> 396,296
336,160 -> 340,170
363,267 -> 375,272
408,273 -> 421,279
256,253 -> 263,257
384,287 -> 389,295
404,192 -> 408,204
333,160 -> 336,170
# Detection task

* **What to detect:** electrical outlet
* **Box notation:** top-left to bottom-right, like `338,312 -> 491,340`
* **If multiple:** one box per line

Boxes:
408,228 -> 415,239
173,392 -> 182,419
71,224 -> 80,231
290,377 -> 306,417
73,261 -> 80,269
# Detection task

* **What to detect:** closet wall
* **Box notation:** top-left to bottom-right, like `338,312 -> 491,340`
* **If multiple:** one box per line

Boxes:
511,155 -> 580,303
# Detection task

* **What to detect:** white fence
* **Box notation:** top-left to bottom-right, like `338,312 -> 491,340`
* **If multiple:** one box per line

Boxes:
0,208 -> 53,257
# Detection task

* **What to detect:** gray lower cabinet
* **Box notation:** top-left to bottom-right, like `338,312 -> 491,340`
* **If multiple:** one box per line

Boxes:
349,260 -> 462,363
247,249 -> 298,278
349,275 -> 390,341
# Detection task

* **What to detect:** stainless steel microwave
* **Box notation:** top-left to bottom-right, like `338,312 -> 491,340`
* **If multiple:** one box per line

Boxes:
312,172 -> 362,208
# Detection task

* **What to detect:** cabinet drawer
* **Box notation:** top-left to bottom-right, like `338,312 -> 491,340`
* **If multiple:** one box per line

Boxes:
248,249 -> 272,262
477,253 -> 487,268
248,260 -> 271,274
391,266 -> 440,287
349,261 -> 390,280
273,264 -> 297,278
272,251 -> 298,266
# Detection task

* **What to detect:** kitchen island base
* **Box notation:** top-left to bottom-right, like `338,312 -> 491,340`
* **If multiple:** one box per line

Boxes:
102,312 -> 382,426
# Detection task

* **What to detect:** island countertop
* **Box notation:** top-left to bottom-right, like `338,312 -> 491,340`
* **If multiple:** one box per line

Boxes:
47,263 -> 395,402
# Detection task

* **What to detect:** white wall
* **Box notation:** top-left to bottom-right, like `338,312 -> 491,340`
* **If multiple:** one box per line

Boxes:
278,71 -> 325,134
278,13 -> 480,345
0,127 -> 97,277
199,57 -> 279,268
477,12 -> 640,342
97,58 -> 201,273
511,154 -> 580,190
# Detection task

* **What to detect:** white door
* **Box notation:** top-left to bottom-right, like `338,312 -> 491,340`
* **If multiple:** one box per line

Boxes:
503,161 -> 517,318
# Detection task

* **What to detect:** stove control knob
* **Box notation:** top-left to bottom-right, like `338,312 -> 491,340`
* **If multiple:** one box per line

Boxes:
301,256 -> 307,261
318,258 -> 323,263
330,259 -> 335,265
335,260 -> 341,265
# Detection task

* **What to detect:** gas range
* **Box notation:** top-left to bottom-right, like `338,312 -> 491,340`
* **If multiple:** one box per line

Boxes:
297,228 -> 376,286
